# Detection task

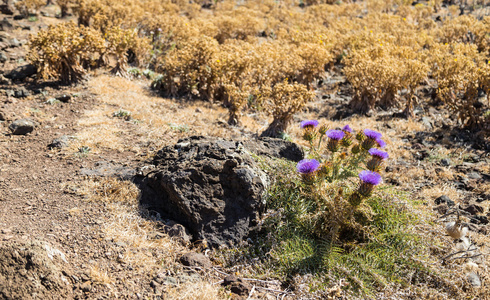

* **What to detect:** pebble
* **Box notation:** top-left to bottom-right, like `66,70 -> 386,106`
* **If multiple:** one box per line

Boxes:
440,158 -> 451,166
14,87 -> 30,98
467,272 -> 481,287
9,118 -> 37,135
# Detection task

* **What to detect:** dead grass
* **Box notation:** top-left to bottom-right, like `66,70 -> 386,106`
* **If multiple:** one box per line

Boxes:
71,177 -> 227,297
163,281 -> 229,300
64,75 -> 266,158
89,265 -> 114,286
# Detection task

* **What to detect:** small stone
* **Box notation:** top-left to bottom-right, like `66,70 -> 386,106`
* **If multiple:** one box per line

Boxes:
48,135 -> 71,149
179,252 -> 212,268
222,275 -> 252,296
9,118 -> 37,135
421,116 -> 433,130
440,158 -> 451,166
14,87 -> 30,98
81,281 -> 92,292
163,223 -> 192,245
0,75 -> 11,85
115,241 -> 127,247
163,276 -> 178,285
0,51 -> 7,63
5,64 -> 37,80
56,94 -> 72,102
471,215 -> 489,225
0,18 -> 14,30
9,38 -> 20,47
467,172 -> 482,180
467,272 -> 481,287
434,195 -> 455,207
464,204 -> 484,216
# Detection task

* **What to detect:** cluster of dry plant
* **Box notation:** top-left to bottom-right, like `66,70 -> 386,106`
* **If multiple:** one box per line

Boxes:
28,0 -> 490,130
15,0 -> 46,16
28,22 -> 150,84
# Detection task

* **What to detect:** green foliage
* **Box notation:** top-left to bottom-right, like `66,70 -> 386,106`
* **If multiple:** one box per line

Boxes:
233,160 -> 441,297
113,109 -> 132,120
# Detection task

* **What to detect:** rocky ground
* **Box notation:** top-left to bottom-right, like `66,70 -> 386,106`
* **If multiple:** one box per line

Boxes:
0,4 -> 489,300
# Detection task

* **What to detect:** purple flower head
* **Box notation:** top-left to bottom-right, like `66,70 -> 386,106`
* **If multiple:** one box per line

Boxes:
300,120 -> 319,129
326,129 -> 345,141
363,129 -> 382,140
358,170 -> 382,186
342,125 -> 353,133
376,138 -> 386,148
368,148 -> 389,160
297,159 -> 320,174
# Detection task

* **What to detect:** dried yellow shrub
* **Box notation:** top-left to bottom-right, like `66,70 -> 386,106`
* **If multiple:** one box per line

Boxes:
27,22 -> 106,84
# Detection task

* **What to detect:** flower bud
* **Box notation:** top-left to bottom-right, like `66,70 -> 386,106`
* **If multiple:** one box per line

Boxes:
348,192 -> 363,206
351,144 -> 361,154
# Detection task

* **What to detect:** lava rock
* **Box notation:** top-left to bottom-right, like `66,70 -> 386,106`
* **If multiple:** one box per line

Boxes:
440,158 -> 451,166
421,116 -> 433,130
434,195 -> 455,207
179,252 -> 212,268
0,75 -> 10,85
9,118 -> 37,135
0,18 -> 13,31
162,222 -> 192,245
5,89 -> 14,97
0,51 -> 7,63
14,87 -> 30,98
9,37 -> 20,47
55,94 -> 72,103
5,64 -> 37,80
471,215 -> 489,225
463,204 -> 484,216
243,136 -> 304,162
48,135 -> 71,149
0,2 -> 15,15
222,275 -> 252,296
139,136 -> 270,247
467,172 -> 482,180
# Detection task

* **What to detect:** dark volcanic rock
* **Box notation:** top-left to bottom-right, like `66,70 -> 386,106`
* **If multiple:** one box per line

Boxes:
14,86 -> 30,98
463,204 -> 484,216
139,136 -> 271,247
9,118 -> 37,135
179,252 -> 212,268
434,195 -> 455,207
5,64 -> 36,80
48,135 -> 71,149
55,94 -> 72,103
243,137 -> 304,162
222,275 -> 252,296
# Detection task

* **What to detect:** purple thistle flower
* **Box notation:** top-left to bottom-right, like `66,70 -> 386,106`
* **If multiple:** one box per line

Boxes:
376,138 -> 386,148
358,170 -> 382,186
363,129 -> 382,140
296,159 -> 320,174
342,125 -> 353,133
300,120 -> 319,129
326,130 -> 345,141
368,148 -> 389,160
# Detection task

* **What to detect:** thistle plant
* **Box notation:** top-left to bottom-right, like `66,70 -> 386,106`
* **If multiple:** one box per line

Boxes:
293,121 -> 389,243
